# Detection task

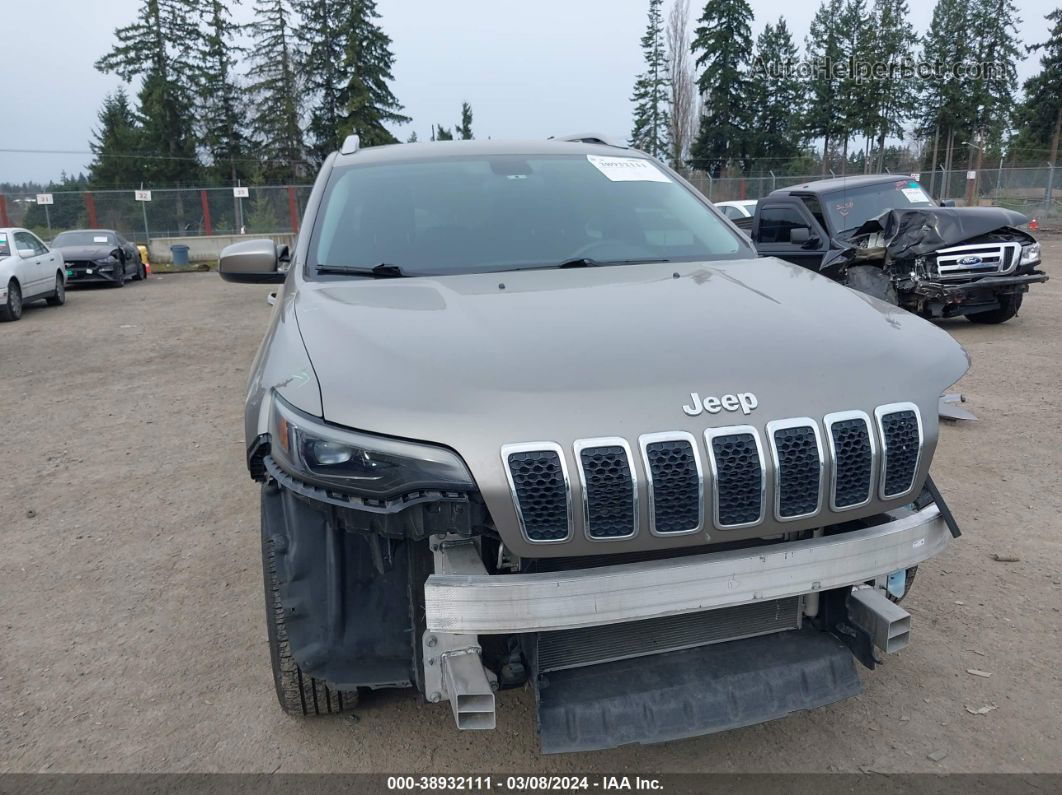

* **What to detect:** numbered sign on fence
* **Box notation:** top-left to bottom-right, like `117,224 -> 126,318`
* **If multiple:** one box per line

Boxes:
233,186 -> 249,198
135,189 -> 152,202
910,173 -> 920,182
966,171 -> 976,181
36,193 -> 54,205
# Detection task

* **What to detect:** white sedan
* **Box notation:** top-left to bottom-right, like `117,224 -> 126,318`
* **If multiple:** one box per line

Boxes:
0,227 -> 66,321
714,199 -> 759,220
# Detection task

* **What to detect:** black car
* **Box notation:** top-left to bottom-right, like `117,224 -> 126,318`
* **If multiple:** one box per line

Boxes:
51,229 -> 146,287
745,175 -> 1047,324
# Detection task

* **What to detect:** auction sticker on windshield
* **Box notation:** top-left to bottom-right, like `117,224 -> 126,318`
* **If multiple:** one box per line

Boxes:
901,184 -> 931,203
587,155 -> 670,183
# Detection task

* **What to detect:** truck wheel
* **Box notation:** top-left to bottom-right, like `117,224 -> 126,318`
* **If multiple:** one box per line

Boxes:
262,519 -> 358,716
846,265 -> 898,305
966,293 -> 1022,324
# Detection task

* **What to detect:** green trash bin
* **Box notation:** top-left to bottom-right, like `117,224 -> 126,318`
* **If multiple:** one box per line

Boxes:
170,244 -> 190,266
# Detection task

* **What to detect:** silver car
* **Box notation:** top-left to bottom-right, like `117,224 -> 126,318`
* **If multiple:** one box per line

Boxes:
0,227 -> 66,321
220,137 -> 969,752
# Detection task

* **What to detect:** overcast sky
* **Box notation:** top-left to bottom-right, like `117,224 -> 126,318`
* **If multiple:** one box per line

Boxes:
2,0 -> 1054,184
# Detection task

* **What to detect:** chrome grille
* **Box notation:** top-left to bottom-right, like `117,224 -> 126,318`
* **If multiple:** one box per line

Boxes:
640,433 -> 703,536
935,242 -> 1021,279
503,404 -> 916,544
575,439 -> 637,540
825,412 -> 876,510
705,426 -> 765,529
876,403 -> 922,499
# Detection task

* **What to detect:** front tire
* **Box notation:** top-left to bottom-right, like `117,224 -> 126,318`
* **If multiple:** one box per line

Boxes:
261,493 -> 357,716
966,293 -> 1022,324
133,259 -> 146,281
846,265 -> 898,305
0,280 -> 22,321
46,273 -> 66,306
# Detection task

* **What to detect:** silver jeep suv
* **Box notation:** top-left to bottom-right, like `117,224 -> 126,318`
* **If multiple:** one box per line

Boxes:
220,136 -> 968,753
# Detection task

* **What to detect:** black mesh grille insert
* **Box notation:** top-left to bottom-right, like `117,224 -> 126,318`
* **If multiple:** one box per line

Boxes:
773,426 -> 820,518
508,450 -> 569,541
645,440 -> 701,533
580,445 -> 635,538
881,410 -> 919,496
711,433 -> 762,526
830,419 -> 873,508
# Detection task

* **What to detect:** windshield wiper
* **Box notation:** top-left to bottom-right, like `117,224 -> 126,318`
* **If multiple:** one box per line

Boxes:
554,257 -> 670,269
317,263 -> 410,278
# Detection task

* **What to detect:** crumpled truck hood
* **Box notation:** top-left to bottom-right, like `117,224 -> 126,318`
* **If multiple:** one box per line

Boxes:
292,258 -> 968,556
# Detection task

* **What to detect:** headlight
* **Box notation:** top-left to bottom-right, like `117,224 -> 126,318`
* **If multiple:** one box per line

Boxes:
1019,242 -> 1041,266
269,392 -> 475,498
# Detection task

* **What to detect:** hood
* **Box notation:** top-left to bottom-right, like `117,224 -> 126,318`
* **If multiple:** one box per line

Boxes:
56,245 -> 117,260
291,258 -> 968,555
841,207 -> 1032,261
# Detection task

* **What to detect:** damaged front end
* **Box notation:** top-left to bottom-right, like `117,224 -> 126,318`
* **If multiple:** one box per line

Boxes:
824,207 -> 1048,319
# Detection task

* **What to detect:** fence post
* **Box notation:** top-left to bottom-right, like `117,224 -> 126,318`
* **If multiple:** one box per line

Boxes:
1046,162 -> 1056,218
938,166 -> 947,201
0,195 -> 9,226
769,170 -> 776,192
706,174 -> 713,201
84,192 -> 98,228
287,187 -> 300,233
200,190 -> 214,236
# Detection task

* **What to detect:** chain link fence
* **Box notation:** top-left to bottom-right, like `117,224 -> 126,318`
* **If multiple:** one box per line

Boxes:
682,166 -> 1061,221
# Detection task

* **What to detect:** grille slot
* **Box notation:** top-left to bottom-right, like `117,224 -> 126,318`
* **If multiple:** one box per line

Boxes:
768,420 -> 823,520
705,427 -> 765,529
826,412 -> 875,510
640,433 -> 703,536
503,444 -> 571,543
575,439 -> 637,540
876,404 -> 922,498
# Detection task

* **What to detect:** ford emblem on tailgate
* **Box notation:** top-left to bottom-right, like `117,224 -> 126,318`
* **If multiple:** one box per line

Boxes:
958,255 -> 983,266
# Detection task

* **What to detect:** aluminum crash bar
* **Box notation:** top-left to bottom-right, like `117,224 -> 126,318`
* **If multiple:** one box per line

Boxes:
425,503 -> 947,635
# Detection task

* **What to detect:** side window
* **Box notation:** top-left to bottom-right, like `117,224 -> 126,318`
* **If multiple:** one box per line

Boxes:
13,232 -> 40,257
799,196 -> 828,232
29,233 -> 48,256
719,205 -> 740,220
756,206 -> 808,245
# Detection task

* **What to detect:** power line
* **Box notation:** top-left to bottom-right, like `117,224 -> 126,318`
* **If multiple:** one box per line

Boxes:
0,147 -> 310,165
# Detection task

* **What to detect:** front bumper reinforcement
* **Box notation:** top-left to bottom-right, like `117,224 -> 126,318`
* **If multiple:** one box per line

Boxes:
425,503 -> 947,634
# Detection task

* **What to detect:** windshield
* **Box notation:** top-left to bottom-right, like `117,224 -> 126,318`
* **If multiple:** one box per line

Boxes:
823,180 -> 935,233
53,231 -> 116,247
309,154 -> 750,275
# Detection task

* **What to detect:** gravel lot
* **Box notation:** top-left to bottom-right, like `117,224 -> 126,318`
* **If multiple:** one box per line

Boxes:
2,248 -> 1060,774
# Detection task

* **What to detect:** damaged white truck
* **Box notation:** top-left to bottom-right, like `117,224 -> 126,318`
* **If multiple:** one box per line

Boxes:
221,137 -> 968,753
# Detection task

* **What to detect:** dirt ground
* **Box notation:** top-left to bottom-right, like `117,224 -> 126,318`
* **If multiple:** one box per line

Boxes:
1,248 -> 1060,775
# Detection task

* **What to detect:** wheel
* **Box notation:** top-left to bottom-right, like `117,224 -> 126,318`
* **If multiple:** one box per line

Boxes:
966,293 -> 1022,324
133,259 -> 146,281
261,494 -> 357,716
46,273 -> 66,306
846,265 -> 898,305
0,280 -> 22,321
112,269 -> 125,288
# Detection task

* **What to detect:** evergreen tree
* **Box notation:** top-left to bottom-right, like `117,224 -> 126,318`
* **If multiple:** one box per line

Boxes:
294,0 -> 349,162
87,89 -> 145,189
803,0 -> 846,173
338,0 -> 409,147
748,18 -> 803,165
198,0 -> 253,184
968,0 -> 1022,148
1012,9 -> 1062,160
865,0 -> 917,171
407,131 -> 419,143
457,102 -> 474,140
689,0 -> 754,173
433,125 -> 454,141
96,0 -> 203,186
630,0 -> 670,159
835,0 -> 875,168
246,0 -> 305,181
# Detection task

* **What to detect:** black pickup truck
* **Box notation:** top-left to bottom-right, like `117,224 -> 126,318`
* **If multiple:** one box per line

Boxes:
737,174 -> 1047,323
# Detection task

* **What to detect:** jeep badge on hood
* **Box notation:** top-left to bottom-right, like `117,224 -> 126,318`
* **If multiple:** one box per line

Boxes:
682,391 -> 759,416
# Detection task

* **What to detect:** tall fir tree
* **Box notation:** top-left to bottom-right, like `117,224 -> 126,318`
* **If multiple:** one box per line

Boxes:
630,0 -> 671,159
96,0 -> 203,186
457,102 -> 474,140
689,0 -> 754,173
835,0 -> 875,168
804,0 -> 846,173
748,18 -> 804,166
338,0 -> 409,147
865,0 -> 917,171
1012,9 -> 1062,161
294,0 -> 350,162
246,0 -> 305,181
87,89 -> 145,189
198,0 -> 253,184
968,0 -> 1022,148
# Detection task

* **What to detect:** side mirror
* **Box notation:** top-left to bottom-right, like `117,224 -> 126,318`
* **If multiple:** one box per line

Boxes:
218,239 -> 287,284
789,227 -> 811,244
940,199 -> 956,208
